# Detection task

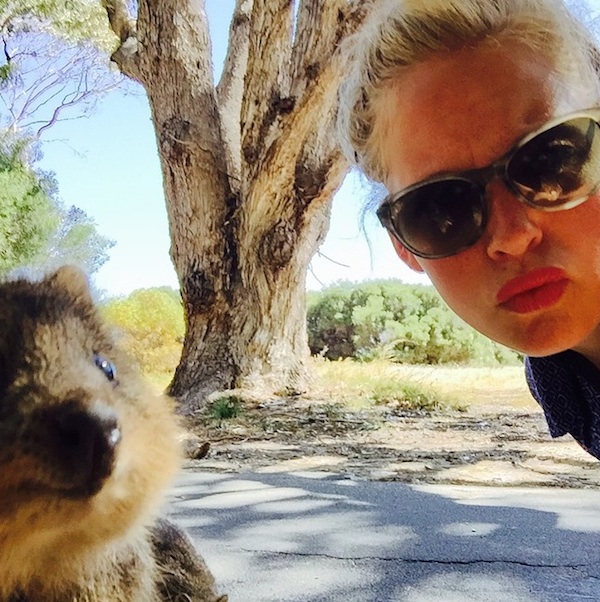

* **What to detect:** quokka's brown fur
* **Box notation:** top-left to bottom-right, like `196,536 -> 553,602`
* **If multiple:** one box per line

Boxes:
0,266 -> 227,602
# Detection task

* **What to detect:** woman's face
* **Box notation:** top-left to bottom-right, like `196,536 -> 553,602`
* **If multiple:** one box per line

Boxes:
380,42 -> 600,359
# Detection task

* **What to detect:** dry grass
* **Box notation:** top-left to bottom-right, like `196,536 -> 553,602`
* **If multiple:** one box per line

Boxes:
309,358 -> 449,411
311,359 -> 536,412
146,359 -> 536,414
391,364 -> 536,410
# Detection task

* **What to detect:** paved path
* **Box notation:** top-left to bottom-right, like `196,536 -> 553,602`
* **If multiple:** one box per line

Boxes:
167,470 -> 600,602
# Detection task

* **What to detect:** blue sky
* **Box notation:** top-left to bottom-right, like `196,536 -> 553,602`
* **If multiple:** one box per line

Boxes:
36,1 -> 428,298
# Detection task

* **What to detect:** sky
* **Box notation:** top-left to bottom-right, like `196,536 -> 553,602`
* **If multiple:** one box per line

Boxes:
36,1 -> 429,298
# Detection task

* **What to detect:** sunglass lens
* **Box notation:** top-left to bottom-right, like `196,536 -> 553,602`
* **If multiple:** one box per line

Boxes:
390,179 -> 486,258
507,117 -> 600,207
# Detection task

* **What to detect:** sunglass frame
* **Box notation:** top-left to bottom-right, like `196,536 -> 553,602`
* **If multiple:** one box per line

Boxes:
377,107 -> 600,259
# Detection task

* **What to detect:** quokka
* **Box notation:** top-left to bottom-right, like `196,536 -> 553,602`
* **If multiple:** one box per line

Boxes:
0,266 -> 227,602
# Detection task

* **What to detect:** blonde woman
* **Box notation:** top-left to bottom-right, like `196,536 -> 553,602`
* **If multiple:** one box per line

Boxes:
338,0 -> 600,457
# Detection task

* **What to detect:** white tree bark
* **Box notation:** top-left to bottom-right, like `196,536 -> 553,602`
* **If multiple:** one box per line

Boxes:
104,0 -> 376,411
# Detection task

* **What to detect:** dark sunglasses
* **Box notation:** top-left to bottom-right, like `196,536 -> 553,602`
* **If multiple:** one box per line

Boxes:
377,108 -> 600,259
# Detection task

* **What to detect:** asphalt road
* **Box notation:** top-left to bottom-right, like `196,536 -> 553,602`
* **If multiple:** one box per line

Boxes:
166,470 -> 600,602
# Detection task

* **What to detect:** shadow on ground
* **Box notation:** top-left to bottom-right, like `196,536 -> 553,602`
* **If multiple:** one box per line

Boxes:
167,470 -> 600,602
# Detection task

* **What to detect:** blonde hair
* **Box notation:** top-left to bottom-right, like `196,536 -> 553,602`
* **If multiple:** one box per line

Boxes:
337,0 -> 600,183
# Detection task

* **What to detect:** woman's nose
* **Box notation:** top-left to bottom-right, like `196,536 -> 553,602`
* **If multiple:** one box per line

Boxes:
484,180 -> 543,260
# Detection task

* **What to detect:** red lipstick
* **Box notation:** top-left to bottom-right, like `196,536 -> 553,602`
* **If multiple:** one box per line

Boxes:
497,267 -> 569,314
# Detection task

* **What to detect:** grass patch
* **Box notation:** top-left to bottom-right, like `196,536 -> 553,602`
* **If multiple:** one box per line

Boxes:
367,380 -> 443,412
309,358 -> 536,412
141,359 -> 535,415
310,358 -> 458,412
206,394 -> 243,422
385,364 -> 536,410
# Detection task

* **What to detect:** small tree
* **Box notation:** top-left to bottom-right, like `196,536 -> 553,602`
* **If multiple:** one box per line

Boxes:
102,287 -> 184,377
0,144 -> 57,271
0,2 -> 118,276
30,204 -> 115,275
0,144 -> 114,276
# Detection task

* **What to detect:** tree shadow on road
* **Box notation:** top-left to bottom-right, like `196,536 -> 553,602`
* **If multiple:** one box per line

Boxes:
167,471 -> 600,602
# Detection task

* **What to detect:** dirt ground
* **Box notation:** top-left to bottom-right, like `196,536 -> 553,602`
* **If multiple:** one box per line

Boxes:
187,368 -> 600,489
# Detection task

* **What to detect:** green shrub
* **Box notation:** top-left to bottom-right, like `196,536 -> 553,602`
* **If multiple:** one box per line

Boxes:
307,280 -> 520,366
306,284 -> 355,359
206,395 -> 243,422
101,287 -> 184,378
0,149 -> 57,273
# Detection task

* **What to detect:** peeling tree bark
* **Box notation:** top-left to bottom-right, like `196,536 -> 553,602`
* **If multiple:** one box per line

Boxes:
103,0 -> 377,412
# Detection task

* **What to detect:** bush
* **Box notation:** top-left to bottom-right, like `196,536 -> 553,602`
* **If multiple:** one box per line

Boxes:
206,394 -> 243,422
101,287 -> 184,378
306,286 -> 355,359
307,280 -> 520,366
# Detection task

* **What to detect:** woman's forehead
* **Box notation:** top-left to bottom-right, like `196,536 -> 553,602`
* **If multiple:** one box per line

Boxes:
378,43 -> 564,187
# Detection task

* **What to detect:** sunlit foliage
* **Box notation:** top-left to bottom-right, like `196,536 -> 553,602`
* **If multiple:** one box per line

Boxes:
307,280 -> 521,366
101,287 -> 185,380
0,144 -> 114,275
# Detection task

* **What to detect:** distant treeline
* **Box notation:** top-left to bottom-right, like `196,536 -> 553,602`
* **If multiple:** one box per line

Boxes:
101,280 -> 520,378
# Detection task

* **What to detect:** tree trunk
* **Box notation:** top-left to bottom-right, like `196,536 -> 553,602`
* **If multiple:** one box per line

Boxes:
103,0 -> 375,412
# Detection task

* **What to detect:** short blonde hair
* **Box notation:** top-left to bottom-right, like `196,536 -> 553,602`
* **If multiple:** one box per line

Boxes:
337,0 -> 600,183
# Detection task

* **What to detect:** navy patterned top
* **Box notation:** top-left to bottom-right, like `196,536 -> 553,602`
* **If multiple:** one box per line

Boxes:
525,350 -> 600,460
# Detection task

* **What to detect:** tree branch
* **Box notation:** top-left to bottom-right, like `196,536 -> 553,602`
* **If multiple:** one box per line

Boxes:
267,0 -> 378,178
0,32 -> 123,138
241,0 -> 376,232
216,0 -> 253,187
134,0 -> 224,163
135,0 -> 215,98
241,0 -> 377,185
102,0 -> 136,42
34,88 -> 95,138
101,0 -> 139,78
292,0 -> 378,98
133,0 -> 233,281
240,0 -> 295,168
291,0 -> 339,92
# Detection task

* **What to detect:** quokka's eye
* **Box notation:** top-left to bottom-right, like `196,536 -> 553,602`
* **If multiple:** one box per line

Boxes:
93,353 -> 117,382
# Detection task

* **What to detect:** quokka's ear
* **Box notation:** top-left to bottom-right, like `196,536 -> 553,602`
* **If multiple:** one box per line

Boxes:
46,265 -> 93,304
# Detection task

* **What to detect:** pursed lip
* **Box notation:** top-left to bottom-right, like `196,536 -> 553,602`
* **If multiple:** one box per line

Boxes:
497,267 -> 569,308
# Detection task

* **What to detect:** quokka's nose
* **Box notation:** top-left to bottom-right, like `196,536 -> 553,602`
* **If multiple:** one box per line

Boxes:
45,403 -> 122,496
